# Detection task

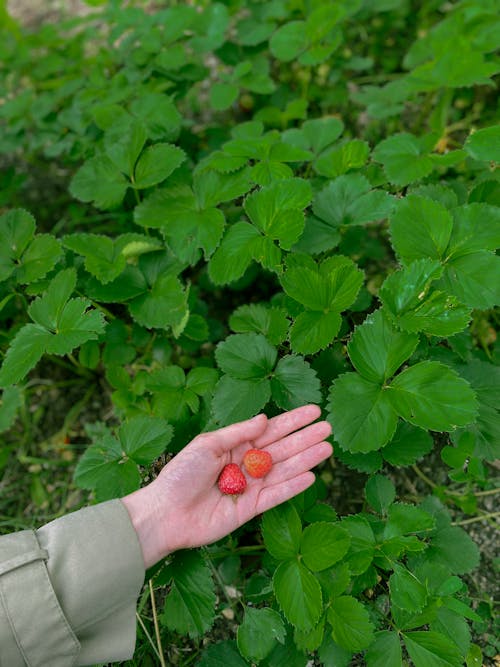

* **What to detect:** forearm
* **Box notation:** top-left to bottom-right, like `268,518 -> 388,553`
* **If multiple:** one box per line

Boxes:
1,500 -> 145,666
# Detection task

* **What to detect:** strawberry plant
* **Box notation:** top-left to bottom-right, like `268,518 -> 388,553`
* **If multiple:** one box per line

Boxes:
1,0 -> 499,665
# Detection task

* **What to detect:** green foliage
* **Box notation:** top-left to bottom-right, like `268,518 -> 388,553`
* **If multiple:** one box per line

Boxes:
1,0 -> 498,664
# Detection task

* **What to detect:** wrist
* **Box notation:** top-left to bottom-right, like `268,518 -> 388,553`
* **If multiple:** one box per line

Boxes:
121,481 -> 168,569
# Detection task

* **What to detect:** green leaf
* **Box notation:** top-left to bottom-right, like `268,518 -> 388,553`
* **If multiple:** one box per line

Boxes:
134,184 -> 226,262
130,93 -> 182,142
148,367 -> 193,422
162,550 -> 216,638
282,256 -> 363,312
302,117 -> 344,154
0,386 -> 23,432
86,265 -> 147,303
252,235 -> 282,273
365,474 -> 396,514
132,143 -> 185,189
294,615 -> 325,652
0,324 -> 50,387
292,214 -> 341,254
456,359 -> 500,410
306,4 -> 344,41
394,291 -> 471,338
186,368 -> 219,396
289,310 -> 342,355
318,635 -> 352,667
337,449 -> 383,474
215,333 -> 277,380
432,607 -> 471,656
45,298 -> 106,356
341,515 -> 376,575
313,175 -> 394,228
118,416 -> 172,464
73,434 -> 140,500
69,155 -> 128,210
210,82 -> 239,111
348,310 -> 419,384
300,523 -> 351,571
104,118 -> 147,178
237,607 -> 286,662
211,376 -> 270,425
0,209 -> 35,281
446,204 -> 500,259
63,234 -> 126,284
281,267 -> 328,311
1,269 -> 105,385
466,644 -> 483,667
388,361 -> 478,431
270,355 -> 322,410
382,422 -> 433,467
327,596 -> 375,651
273,559 -> 322,631
384,503 -> 435,539
270,21 -> 309,61
128,274 -> 188,330
427,526 -> 479,574
390,195 -> 453,264
198,641 -> 247,667
208,222 -> 261,285
380,259 -> 444,316
262,502 -> 302,560
441,251 -> 500,310
0,212 -> 60,285
229,304 -> 289,345
464,124 -> 500,162
442,598 -> 481,625
314,140 -> 370,178
328,373 -> 399,453
193,168 -> 253,208
29,268 -> 77,330
15,235 -> 62,284
365,630 -> 403,667
407,45 -> 499,91
403,631 -> 464,667
389,564 -> 428,613
244,178 -> 312,249
372,133 -> 435,186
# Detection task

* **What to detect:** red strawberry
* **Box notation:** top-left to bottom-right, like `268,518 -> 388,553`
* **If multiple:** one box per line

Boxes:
218,463 -> 247,495
243,449 -> 272,478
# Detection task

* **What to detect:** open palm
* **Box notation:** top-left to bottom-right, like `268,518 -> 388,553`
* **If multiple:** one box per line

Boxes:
122,405 -> 332,568
151,405 -> 333,560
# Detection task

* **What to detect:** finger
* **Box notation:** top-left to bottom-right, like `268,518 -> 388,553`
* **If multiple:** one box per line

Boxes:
264,420 -> 332,463
253,404 -> 322,448
199,413 -> 268,454
256,471 -> 316,514
265,441 -> 333,487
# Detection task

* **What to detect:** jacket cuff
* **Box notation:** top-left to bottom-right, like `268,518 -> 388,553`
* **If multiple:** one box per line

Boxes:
36,499 -> 145,665
0,528 -> 80,666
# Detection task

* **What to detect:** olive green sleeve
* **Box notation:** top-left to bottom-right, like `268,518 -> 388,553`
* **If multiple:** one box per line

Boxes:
0,499 -> 145,666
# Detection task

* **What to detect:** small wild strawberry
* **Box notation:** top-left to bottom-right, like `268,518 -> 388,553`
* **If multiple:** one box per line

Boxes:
243,448 -> 273,478
218,463 -> 247,495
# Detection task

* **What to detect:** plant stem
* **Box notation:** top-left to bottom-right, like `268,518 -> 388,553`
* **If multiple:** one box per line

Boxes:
149,579 -> 167,667
136,611 -> 163,663
411,464 -> 437,489
452,511 -> 500,527
474,488 -> 500,497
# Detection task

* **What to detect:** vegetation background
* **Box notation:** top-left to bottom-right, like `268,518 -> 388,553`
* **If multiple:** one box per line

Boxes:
0,0 -> 499,665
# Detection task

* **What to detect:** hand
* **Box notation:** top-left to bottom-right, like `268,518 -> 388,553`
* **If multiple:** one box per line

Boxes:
122,405 -> 332,568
